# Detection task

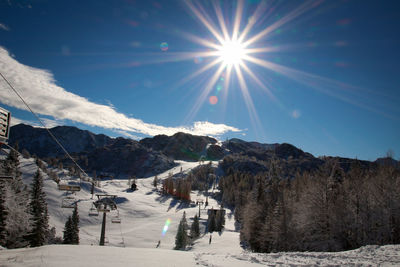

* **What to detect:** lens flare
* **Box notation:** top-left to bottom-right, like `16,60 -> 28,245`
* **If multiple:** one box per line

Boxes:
194,56 -> 203,64
160,42 -> 169,51
209,95 -> 218,105
162,218 -> 171,236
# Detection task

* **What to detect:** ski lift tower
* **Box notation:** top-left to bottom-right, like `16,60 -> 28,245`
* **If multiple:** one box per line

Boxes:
93,194 -> 118,246
0,107 -> 13,180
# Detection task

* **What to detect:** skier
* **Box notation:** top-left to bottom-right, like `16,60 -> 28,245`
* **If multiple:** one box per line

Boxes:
156,240 -> 161,248
209,234 -> 212,244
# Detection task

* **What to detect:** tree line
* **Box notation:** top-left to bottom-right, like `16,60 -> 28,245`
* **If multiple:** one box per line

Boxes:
219,158 -> 400,252
161,172 -> 192,201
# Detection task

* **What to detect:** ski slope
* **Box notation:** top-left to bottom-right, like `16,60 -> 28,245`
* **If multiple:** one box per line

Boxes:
1,156 -> 399,266
1,244 -> 400,267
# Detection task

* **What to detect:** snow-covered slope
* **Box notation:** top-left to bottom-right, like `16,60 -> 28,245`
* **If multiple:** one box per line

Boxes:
1,243 -> 399,266
18,157 -> 206,248
2,156 -> 399,266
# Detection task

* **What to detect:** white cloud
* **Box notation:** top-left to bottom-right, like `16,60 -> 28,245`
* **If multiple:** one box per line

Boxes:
10,117 -> 29,126
10,116 -> 63,128
0,23 -> 10,31
0,47 -> 242,137
291,109 -> 301,119
113,130 -> 141,140
39,118 -> 64,128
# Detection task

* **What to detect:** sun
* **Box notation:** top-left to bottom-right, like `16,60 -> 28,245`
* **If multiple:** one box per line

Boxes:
179,0 -> 327,129
217,39 -> 247,67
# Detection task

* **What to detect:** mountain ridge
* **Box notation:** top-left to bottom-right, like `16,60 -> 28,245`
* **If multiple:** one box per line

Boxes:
8,123 -> 393,178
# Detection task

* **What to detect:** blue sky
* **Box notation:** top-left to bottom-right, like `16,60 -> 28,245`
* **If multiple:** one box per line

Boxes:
0,0 -> 399,161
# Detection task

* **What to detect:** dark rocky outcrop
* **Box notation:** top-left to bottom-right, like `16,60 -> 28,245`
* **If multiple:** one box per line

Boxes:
81,138 -> 176,178
9,124 -> 175,177
140,132 -> 218,161
206,144 -> 225,160
9,124 -> 112,157
222,138 -> 278,154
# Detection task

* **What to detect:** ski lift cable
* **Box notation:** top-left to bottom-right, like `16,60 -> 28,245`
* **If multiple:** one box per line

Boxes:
2,144 -> 22,158
0,72 -> 90,184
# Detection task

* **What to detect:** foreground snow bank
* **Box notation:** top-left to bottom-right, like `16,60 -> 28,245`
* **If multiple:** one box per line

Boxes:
1,244 -> 399,267
0,245 -> 196,267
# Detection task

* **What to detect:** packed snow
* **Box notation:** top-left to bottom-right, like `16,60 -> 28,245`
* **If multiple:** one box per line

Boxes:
1,156 -> 399,266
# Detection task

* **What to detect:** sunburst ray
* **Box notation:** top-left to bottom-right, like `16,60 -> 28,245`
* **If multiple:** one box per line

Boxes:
243,1 -> 322,47
185,0 -> 225,44
234,64 -> 264,139
186,63 -> 226,122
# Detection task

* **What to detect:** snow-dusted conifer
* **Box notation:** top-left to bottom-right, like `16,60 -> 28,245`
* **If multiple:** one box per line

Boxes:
71,204 -> 79,244
63,204 -> 79,244
190,214 -> 200,239
174,213 -> 188,250
2,145 -> 31,248
0,181 -> 7,247
215,209 -> 225,232
27,169 -> 49,247
63,216 -> 73,244
182,211 -> 189,230
153,175 -> 158,188
208,211 -> 216,233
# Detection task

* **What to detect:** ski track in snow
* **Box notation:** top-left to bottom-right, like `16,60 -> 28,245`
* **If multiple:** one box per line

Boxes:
1,156 -> 399,266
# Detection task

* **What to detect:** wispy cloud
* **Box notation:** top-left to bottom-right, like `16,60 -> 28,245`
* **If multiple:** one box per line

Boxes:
10,116 -> 63,128
10,117 -> 29,126
113,130 -> 141,140
0,23 -> 10,31
0,47 -> 241,137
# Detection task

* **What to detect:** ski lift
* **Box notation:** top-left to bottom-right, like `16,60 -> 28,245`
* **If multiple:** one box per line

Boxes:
111,210 -> 121,224
196,198 -> 204,206
96,203 -> 110,212
94,195 -> 117,211
88,203 -> 99,216
0,107 -> 11,145
0,108 -> 14,180
58,184 -> 81,191
61,196 -> 76,208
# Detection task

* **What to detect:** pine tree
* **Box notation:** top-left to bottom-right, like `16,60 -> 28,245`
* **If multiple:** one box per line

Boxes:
62,204 -> 79,245
174,213 -> 188,250
176,179 -> 182,198
153,175 -> 158,188
71,205 -> 79,244
63,216 -> 73,244
182,211 -> 188,231
2,145 -> 31,248
190,215 -> 200,239
208,211 -> 216,233
182,179 -> 192,201
27,169 -> 49,247
2,143 -> 20,178
0,181 -> 7,247
215,208 -> 225,232
167,176 -> 174,195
